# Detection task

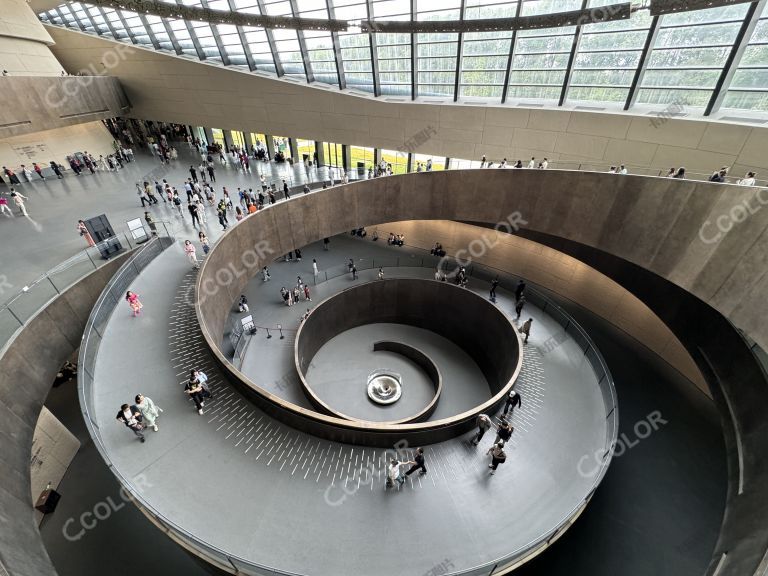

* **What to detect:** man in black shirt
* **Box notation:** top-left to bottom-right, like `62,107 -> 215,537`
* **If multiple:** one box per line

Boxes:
490,277 -> 499,302
405,447 -> 427,477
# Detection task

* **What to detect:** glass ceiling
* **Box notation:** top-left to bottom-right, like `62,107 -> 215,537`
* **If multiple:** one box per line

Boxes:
40,0 -> 768,114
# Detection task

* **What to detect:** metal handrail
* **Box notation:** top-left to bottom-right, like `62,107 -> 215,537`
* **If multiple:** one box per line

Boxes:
0,222 -> 171,356
82,244 -> 617,576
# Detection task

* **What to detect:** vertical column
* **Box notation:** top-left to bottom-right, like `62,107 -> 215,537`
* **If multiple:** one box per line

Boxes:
243,130 -> 253,151
342,144 -> 351,172
315,141 -> 326,166
266,136 -> 276,161
203,127 -> 214,147
289,138 -> 299,161
374,148 -> 382,168
222,130 -> 232,151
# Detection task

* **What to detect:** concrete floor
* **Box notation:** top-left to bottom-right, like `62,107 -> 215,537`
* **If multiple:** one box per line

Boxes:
14,151 -> 726,575
0,144 -> 359,308
84,237 -> 607,576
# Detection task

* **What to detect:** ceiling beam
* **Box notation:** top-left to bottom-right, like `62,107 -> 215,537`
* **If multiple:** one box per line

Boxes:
411,0 -> 418,100
650,0 -> 753,16
361,3 -> 632,33
559,0 -> 589,106
624,14 -> 660,110
705,0 -> 765,116
452,0 -> 466,102
326,0 -> 346,89
366,0 -> 380,96
200,0 -> 231,65
227,0 -> 257,71
289,0 -> 315,82
78,0 -> 348,32
256,0 -> 285,76
138,13 -> 161,50
501,1 -> 524,104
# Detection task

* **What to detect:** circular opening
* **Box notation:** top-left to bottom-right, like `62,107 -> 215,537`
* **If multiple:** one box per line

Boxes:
367,370 -> 403,404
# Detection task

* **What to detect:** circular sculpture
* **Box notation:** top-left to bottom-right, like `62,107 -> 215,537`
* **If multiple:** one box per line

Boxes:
367,370 -> 403,404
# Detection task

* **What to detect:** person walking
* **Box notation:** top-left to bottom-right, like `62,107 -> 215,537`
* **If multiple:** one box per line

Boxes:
116,403 -> 145,442
207,163 -> 216,182
312,258 -> 319,279
262,266 -> 271,282
378,267 -> 384,280
33,163 -> 45,180
323,237 -> 330,251
487,442 -> 507,475
238,295 -> 249,312
490,277 -> 499,302
144,182 -> 159,205
184,240 -> 199,269
154,181 -> 167,203
77,220 -> 95,246
405,447 -> 427,477
386,458 -> 407,489
471,413 -> 492,446
515,296 -> 526,320
3,167 -> 21,185
136,183 -> 152,208
303,284 -> 311,301
503,389 -> 522,417
199,231 -> 210,254
144,212 -> 158,236
172,191 -> 184,218
217,202 -> 229,231
189,165 -> 198,183
134,394 -> 161,432
282,179 -> 290,200
50,161 -> 63,179
125,290 -> 143,317
21,165 -> 34,182
351,264 -> 357,280
188,201 -> 201,229
0,194 -> 12,218
520,318 -> 533,343
10,190 -> 28,216
193,369 -> 213,399
184,376 -> 205,415
494,418 -> 513,445
515,279 -> 526,302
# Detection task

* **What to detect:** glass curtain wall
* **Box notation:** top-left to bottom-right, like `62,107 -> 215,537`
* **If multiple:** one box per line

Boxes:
381,149 -> 409,173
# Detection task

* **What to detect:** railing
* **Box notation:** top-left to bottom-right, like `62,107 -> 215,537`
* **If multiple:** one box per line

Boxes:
197,249 -> 618,575
76,231 -> 307,576
0,222 -> 173,355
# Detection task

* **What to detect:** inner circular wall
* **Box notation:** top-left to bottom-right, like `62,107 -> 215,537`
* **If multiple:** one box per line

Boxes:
295,278 -> 519,425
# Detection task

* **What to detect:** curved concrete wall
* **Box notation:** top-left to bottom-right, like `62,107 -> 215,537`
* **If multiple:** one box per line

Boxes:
0,253 -> 129,576
46,27 -> 768,177
296,279 -> 519,425
195,169 -> 768,576
377,219 -> 707,392
198,170 -> 768,353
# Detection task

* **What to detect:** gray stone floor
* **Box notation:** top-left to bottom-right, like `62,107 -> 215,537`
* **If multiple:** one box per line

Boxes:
85,232 -> 608,576
0,145 -> 359,307
306,323 -> 486,422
